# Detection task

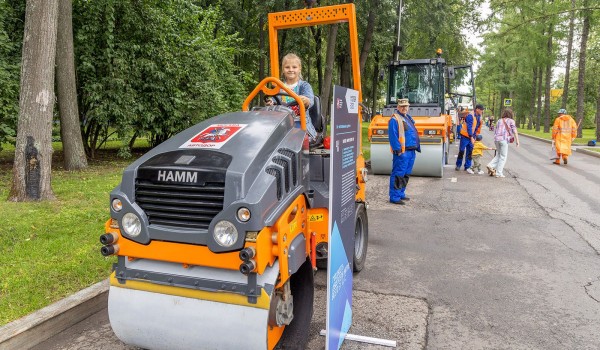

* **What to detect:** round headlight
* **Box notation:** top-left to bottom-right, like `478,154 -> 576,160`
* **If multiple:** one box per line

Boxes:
122,213 -> 141,237
213,220 -> 238,247
377,129 -> 384,135
237,207 -> 251,222
112,198 -> 123,212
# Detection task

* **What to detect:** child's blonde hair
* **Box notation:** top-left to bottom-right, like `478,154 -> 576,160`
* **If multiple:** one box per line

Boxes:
281,53 -> 303,80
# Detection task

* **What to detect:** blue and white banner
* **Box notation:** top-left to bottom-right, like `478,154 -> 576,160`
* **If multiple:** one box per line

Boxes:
326,86 -> 359,350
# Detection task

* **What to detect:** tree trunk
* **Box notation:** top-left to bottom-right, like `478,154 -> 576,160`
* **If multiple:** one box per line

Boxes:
258,14 -> 265,104
56,0 -> 87,170
9,0 -> 59,201
370,51 -> 380,122
536,66 -> 543,132
528,67 -> 537,130
311,26 -> 323,95
575,0 -> 590,138
359,0 -> 378,76
543,25 -> 553,133
561,0 -> 576,110
339,53 -> 352,88
321,24 -> 338,120
596,81 -> 600,142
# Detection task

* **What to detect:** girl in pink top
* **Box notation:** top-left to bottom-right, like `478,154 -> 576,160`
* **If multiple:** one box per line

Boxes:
486,109 -> 520,177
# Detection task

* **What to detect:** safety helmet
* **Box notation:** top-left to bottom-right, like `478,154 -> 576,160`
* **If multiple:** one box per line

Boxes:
557,108 -> 567,114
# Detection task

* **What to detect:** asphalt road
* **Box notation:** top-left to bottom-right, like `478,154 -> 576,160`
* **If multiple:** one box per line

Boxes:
30,129 -> 600,350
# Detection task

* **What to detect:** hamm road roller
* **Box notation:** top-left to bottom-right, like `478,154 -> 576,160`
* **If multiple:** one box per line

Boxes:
100,4 -> 368,350
368,51 -> 476,177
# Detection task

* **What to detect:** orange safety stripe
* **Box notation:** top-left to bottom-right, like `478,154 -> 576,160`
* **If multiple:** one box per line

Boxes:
389,113 -> 406,153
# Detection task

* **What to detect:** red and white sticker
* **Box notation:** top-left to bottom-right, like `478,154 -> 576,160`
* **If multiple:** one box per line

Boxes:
179,124 -> 247,149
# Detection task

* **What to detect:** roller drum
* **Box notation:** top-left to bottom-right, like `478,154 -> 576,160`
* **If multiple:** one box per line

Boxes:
108,259 -> 281,350
410,143 -> 444,177
370,143 -> 392,175
370,143 -> 444,177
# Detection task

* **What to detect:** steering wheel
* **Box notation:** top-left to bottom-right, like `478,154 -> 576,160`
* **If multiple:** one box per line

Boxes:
266,92 -> 300,107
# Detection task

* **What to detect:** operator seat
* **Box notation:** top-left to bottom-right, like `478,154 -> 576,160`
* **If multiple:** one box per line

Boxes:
309,96 -> 325,148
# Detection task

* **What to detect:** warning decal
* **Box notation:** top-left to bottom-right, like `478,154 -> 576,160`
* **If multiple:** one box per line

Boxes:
180,124 -> 247,149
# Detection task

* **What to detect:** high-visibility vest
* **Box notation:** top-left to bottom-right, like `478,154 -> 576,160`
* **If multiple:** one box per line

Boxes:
474,115 -> 482,135
390,113 -> 406,154
552,115 -> 576,138
460,114 -> 476,137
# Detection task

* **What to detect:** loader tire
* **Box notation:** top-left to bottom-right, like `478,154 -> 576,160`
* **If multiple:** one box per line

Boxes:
276,259 -> 314,349
353,203 -> 368,272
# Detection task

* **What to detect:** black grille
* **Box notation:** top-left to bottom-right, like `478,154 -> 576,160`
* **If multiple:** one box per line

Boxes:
278,148 -> 297,185
135,181 -> 225,230
273,157 -> 290,192
266,168 -> 282,200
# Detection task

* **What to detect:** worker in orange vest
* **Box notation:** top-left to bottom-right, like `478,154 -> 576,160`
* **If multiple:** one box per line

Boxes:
552,108 -> 577,165
455,104 -> 483,171
389,99 -> 420,205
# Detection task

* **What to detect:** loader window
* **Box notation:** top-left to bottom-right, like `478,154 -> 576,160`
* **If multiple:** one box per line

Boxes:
389,64 -> 441,105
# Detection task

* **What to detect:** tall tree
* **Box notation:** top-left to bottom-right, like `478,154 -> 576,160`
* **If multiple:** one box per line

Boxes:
596,81 -> 600,142
358,0 -> 378,76
575,0 -> 590,138
9,0 -> 59,201
56,0 -> 87,170
561,0 -> 576,110
528,67 -> 537,130
321,24 -> 338,119
543,24 -> 554,133
536,66 -> 543,132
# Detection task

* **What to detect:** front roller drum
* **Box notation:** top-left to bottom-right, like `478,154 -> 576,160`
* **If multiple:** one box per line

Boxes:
108,260 -> 314,350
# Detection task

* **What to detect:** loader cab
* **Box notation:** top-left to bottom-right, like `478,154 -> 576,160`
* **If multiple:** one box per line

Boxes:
386,59 -> 475,113
387,58 -> 446,111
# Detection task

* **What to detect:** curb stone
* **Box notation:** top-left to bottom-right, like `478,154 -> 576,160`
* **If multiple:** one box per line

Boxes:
519,133 -> 599,158
576,147 -> 600,158
0,280 -> 108,350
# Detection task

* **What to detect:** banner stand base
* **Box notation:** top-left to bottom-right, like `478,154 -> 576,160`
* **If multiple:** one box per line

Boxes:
319,329 -> 397,348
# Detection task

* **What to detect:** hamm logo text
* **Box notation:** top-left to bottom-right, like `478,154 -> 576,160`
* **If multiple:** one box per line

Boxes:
157,170 -> 198,183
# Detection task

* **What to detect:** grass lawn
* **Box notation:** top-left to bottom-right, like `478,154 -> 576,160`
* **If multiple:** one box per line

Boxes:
362,121 -> 371,160
518,127 -> 596,145
0,141 -> 151,326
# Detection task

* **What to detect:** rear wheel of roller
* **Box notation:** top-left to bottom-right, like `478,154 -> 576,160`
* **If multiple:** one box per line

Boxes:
353,203 -> 368,272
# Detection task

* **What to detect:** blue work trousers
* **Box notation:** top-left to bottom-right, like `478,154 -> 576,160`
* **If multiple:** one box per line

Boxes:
456,136 -> 473,170
389,150 -> 416,202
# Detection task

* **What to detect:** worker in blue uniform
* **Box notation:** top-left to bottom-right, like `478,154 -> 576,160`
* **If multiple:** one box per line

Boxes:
389,98 -> 421,205
455,104 -> 484,171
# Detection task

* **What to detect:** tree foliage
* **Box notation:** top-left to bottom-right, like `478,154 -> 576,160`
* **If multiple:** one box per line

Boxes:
478,0 -> 600,131
73,0 -> 246,156
1,0 -> 479,157
0,0 -> 21,150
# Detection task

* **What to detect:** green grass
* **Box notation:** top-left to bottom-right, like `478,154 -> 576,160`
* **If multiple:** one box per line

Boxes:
584,148 -> 600,153
361,122 -> 371,160
518,128 -> 596,144
0,141 -> 150,326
